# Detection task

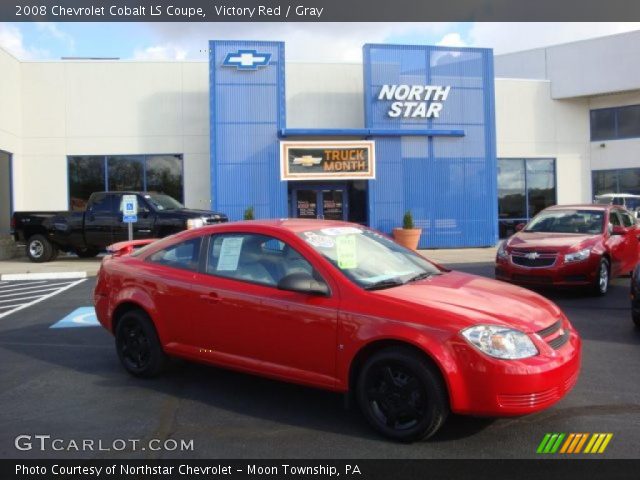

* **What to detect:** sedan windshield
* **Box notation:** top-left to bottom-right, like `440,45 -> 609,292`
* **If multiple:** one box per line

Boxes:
525,210 -> 604,234
298,227 -> 441,289
144,193 -> 183,211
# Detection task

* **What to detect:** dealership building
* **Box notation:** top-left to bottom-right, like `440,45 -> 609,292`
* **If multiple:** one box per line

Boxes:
1,31 -> 639,249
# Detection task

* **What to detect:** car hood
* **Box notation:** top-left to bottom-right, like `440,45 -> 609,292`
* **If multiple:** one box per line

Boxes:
375,271 -> 562,332
507,231 -> 599,252
157,208 -> 227,220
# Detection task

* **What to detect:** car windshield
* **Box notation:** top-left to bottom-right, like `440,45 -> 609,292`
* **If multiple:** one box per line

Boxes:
144,193 -> 183,211
524,210 -> 604,234
298,227 -> 441,290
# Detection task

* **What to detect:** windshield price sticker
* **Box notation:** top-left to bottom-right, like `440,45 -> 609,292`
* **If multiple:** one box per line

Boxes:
216,237 -> 243,271
321,227 -> 362,236
336,235 -> 358,269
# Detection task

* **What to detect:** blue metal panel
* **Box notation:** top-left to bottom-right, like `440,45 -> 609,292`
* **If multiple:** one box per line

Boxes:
210,40 -> 287,221
363,44 -> 498,248
279,128 -> 464,137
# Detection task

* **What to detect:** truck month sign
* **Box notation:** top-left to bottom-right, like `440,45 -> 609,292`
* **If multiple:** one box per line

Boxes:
280,141 -> 376,181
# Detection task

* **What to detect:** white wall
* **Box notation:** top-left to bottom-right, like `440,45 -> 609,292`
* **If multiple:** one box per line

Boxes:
0,47 -> 21,156
14,59 -> 211,211
588,91 -> 640,172
495,78 -> 591,204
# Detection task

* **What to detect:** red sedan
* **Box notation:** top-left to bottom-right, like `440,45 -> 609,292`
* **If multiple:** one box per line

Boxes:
496,205 -> 640,295
94,220 -> 580,442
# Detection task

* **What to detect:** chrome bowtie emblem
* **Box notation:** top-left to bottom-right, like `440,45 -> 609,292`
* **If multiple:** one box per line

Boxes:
525,252 -> 540,260
222,49 -> 272,70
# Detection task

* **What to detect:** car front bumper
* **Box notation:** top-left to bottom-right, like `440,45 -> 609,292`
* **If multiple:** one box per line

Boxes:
495,254 -> 599,287
450,325 -> 581,416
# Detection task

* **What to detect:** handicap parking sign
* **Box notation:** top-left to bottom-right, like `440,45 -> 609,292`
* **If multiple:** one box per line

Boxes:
122,194 -> 138,223
50,307 -> 100,329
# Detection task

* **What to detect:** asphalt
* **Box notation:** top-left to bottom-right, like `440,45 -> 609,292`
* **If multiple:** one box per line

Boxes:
0,262 -> 638,459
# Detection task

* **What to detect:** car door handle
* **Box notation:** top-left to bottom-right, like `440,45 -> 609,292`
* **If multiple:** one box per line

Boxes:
200,292 -> 221,303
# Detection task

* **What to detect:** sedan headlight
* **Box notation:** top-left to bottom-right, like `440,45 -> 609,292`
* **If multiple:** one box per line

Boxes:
497,241 -> 509,259
186,218 -> 205,230
564,248 -> 591,263
461,325 -> 538,359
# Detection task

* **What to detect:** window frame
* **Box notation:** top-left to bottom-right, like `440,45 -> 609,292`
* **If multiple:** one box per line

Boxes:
202,232 -> 331,294
590,104 -> 640,141
66,154 -> 185,210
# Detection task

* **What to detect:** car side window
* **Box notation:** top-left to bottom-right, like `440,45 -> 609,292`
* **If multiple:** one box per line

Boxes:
89,194 -> 112,213
206,233 -> 318,288
609,211 -> 621,227
147,237 -> 202,272
619,210 -> 635,228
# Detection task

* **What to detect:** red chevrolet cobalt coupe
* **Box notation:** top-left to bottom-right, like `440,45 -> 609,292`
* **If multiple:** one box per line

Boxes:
496,205 -> 639,295
94,220 -> 581,441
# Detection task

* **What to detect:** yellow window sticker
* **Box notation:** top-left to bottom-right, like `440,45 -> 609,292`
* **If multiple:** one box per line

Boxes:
336,235 -> 357,269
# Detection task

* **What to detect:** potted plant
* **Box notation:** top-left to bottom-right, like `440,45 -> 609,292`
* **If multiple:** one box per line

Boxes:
393,210 -> 422,250
243,206 -> 255,220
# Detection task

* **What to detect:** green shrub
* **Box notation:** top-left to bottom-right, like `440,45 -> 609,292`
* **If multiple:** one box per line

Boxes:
402,210 -> 414,229
243,206 -> 255,220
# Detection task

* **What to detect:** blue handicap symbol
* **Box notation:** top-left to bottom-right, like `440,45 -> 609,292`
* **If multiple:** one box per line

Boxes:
50,307 -> 99,329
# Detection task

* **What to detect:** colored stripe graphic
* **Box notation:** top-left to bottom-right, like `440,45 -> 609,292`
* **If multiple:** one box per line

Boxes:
538,433 -> 613,454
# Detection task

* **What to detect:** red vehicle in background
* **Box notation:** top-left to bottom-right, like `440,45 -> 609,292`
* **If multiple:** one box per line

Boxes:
95,219 -> 580,442
496,205 -> 640,295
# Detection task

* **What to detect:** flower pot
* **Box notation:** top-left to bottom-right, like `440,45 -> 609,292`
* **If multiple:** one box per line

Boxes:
393,228 -> 422,250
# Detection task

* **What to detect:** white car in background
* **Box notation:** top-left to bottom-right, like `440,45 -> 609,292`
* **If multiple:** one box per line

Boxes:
594,193 -> 640,218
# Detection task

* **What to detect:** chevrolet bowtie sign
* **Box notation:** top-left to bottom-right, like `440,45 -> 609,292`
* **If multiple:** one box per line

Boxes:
222,50 -> 272,70
378,84 -> 452,118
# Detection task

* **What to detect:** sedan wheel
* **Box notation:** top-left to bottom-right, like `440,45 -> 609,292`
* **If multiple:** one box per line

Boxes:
592,258 -> 610,296
115,310 -> 167,377
357,347 -> 448,442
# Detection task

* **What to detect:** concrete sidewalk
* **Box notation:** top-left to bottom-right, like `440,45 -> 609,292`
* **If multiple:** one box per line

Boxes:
0,246 -> 497,278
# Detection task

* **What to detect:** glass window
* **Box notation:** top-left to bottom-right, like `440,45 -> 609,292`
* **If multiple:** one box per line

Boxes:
617,105 -> 640,138
147,237 -> 202,271
68,156 -> 105,211
618,210 -> 635,228
146,155 -> 184,203
206,234 -> 317,287
498,159 -> 526,219
590,109 -> 616,140
592,170 -> 618,196
609,211 -> 621,227
107,156 -> 144,191
88,193 -> 113,213
526,159 -> 556,218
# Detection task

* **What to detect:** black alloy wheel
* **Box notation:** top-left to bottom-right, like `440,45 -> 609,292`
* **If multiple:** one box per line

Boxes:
357,347 -> 448,442
115,310 -> 167,377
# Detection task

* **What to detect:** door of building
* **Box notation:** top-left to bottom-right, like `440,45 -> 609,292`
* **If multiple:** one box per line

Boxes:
0,151 -> 12,235
291,184 -> 348,221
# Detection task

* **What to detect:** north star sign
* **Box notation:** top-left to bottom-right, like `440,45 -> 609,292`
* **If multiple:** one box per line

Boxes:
378,84 -> 451,118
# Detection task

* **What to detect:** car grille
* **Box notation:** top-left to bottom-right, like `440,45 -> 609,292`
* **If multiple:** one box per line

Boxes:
511,249 -> 557,268
497,369 -> 579,409
512,274 -> 553,284
536,319 -> 570,350
204,216 -> 227,224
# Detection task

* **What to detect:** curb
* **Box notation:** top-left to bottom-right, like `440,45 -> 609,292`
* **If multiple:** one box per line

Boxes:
0,271 -> 88,281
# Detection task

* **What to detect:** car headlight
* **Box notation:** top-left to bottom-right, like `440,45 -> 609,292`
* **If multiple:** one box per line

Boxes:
497,241 -> 509,259
564,248 -> 591,263
461,325 -> 538,359
186,218 -> 204,229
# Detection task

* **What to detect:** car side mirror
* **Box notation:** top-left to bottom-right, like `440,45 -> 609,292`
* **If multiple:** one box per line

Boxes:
515,223 -> 526,232
611,225 -> 627,235
277,272 -> 329,296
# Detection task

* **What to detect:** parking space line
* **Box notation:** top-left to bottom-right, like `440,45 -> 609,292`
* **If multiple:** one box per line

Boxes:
0,278 -> 87,319
0,281 -> 74,293
0,286 -> 76,298
0,295 -> 48,303
0,272 -> 87,281
0,280 -> 48,289
0,304 -> 23,309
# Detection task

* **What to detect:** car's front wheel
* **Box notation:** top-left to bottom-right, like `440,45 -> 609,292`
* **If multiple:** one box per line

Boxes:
115,310 -> 167,377
356,347 -> 449,442
592,258 -> 610,296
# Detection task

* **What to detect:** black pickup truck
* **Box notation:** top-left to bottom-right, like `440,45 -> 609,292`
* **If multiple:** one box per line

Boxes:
13,191 -> 228,262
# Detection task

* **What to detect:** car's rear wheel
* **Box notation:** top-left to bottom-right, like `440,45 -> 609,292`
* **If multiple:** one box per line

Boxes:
26,234 -> 55,263
115,310 -> 167,377
356,347 -> 448,442
592,258 -> 610,296
75,247 -> 100,258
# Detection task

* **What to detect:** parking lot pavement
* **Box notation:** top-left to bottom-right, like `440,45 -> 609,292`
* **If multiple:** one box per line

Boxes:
0,252 -> 103,277
0,263 -> 638,459
0,278 -> 87,319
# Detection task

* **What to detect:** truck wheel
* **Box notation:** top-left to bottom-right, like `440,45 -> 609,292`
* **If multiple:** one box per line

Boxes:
75,248 -> 100,258
26,234 -> 55,263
